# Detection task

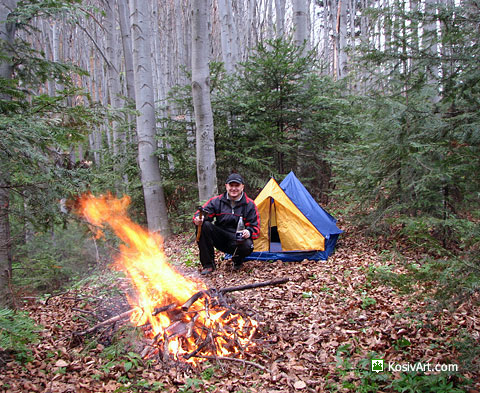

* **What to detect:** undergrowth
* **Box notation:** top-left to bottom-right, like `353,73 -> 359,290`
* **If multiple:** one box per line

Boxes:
0,309 -> 41,364
332,350 -> 471,392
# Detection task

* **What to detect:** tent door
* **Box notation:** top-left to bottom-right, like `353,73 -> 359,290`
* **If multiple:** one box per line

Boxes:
269,198 -> 282,252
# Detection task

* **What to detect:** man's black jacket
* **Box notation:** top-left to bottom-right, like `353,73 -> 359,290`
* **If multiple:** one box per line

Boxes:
194,192 -> 260,239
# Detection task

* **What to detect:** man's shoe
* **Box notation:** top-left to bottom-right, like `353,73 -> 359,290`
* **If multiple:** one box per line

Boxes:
200,266 -> 215,275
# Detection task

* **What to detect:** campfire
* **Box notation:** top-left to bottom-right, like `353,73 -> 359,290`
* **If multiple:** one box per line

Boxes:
75,193 -> 269,366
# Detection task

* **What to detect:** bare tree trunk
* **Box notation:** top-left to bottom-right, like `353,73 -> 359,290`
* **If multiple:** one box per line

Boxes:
323,0 -> 332,74
266,0 -> 274,40
174,0 -> 190,86
192,0 -> 218,202
0,0 -> 18,308
217,0 -> 238,74
293,0 -> 310,55
337,0 -> 348,78
424,0 -> 439,102
105,0 -> 125,160
275,0 -> 285,38
117,0 -> 136,103
359,0 -> 370,91
130,0 -> 171,237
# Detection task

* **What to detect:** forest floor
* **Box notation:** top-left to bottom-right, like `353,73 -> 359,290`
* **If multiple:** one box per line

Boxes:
1,227 -> 479,393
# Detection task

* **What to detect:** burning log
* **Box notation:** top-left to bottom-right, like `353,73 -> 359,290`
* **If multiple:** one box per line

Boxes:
181,290 -> 207,311
74,277 -> 289,365
130,278 -> 289,364
152,303 -> 176,316
73,277 -> 289,367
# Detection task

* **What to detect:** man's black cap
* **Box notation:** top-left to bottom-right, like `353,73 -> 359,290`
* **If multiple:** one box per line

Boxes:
226,173 -> 244,184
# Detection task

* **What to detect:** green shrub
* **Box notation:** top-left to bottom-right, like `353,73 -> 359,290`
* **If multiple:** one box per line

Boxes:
0,308 -> 42,363
389,372 -> 469,393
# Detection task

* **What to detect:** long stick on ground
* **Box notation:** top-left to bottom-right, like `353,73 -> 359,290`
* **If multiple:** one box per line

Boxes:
74,308 -> 137,336
195,355 -> 267,371
218,278 -> 289,294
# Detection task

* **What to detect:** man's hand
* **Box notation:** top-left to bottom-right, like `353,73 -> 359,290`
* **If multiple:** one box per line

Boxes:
193,216 -> 204,226
241,229 -> 250,239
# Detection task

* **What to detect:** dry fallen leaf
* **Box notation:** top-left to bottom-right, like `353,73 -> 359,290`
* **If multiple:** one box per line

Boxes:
54,359 -> 69,368
293,380 -> 307,389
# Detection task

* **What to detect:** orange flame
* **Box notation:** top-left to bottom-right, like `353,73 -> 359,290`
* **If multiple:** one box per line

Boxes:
76,193 -> 257,364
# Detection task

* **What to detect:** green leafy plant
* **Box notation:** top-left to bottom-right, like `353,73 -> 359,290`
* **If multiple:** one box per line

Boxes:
178,377 -> 204,393
361,296 -> 377,309
389,372 -> 469,393
333,350 -> 391,392
0,308 -> 42,363
201,365 -> 216,381
452,332 -> 480,374
393,338 -> 412,351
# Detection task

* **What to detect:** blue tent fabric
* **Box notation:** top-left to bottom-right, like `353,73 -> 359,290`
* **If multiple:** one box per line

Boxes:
243,172 -> 342,262
279,172 -> 343,238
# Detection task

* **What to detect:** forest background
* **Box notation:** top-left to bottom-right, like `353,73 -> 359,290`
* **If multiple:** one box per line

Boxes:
0,0 -> 479,391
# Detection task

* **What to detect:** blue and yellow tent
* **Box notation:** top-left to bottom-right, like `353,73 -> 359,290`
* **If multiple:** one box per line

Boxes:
246,172 -> 342,261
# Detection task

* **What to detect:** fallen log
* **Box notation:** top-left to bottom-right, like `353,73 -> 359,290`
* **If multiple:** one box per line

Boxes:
217,278 -> 289,294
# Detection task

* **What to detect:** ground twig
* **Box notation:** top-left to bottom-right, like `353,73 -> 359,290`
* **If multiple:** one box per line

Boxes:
195,355 -> 267,371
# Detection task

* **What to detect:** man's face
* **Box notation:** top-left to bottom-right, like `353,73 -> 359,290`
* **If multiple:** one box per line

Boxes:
226,182 -> 244,200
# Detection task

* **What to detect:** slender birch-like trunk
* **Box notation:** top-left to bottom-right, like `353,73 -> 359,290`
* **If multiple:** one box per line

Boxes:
192,0 -> 217,202
424,0 -> 439,102
293,0 -> 309,55
275,0 -> 285,38
105,0 -> 125,158
337,0 -> 348,78
217,0 -> 236,74
129,0 -> 171,236
117,0 -> 136,103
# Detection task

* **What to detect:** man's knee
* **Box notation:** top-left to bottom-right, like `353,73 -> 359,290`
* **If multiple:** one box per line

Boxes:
201,220 -> 214,235
238,239 -> 254,256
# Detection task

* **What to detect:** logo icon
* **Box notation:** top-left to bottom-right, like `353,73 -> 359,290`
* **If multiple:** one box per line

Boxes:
371,359 -> 384,373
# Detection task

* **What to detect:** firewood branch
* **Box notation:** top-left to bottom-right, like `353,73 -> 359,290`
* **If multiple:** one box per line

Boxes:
73,308 -> 137,336
195,355 -> 267,371
217,278 -> 289,294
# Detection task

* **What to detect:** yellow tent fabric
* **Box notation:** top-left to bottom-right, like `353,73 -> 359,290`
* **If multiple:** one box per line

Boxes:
254,178 -> 325,252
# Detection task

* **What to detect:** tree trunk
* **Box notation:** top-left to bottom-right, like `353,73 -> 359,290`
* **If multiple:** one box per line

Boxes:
0,0 -> 18,308
329,0 -> 339,78
217,0 -> 236,74
192,0 -> 218,202
275,0 -> 285,38
424,0 -> 439,102
105,0 -> 125,160
337,0 -> 348,78
117,0 -> 136,103
266,0 -> 274,40
323,0 -> 331,74
293,0 -> 309,55
129,0 -> 171,237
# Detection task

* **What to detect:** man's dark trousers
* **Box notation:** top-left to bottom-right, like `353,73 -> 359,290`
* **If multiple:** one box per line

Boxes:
197,221 -> 254,269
